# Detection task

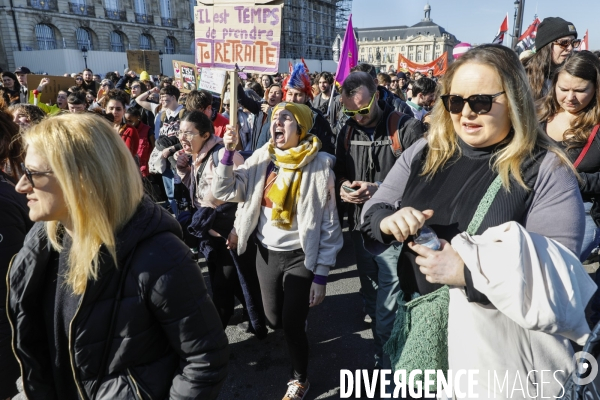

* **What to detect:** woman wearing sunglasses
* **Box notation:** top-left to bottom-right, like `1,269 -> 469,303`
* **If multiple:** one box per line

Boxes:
361,44 -> 590,397
538,51 -> 600,324
524,17 -> 580,100
213,102 -> 343,400
10,113 -> 229,399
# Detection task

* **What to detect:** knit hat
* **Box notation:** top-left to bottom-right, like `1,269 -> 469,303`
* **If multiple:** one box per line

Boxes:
397,72 -> 408,80
139,71 -> 150,81
535,17 -> 577,51
271,102 -> 314,141
453,43 -> 472,59
282,63 -> 313,101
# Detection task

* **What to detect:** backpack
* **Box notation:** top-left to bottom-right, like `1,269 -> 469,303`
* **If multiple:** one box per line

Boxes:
343,111 -> 409,157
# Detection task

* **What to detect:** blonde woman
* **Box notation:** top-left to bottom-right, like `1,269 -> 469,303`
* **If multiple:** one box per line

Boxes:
9,113 -> 228,399
361,44 -> 591,397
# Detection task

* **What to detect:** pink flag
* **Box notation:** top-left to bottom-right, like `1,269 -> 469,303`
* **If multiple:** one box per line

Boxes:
335,14 -> 358,86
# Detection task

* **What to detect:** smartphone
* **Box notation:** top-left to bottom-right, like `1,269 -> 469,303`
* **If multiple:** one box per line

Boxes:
342,185 -> 357,193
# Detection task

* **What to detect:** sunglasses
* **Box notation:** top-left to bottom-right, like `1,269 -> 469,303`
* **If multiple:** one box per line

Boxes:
21,163 -> 53,188
391,79 -> 399,83
440,91 -> 505,114
131,85 -> 141,89
342,93 -> 376,117
554,38 -> 582,49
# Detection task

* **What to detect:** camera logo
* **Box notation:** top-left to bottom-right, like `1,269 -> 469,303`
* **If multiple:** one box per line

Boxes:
573,351 -> 598,385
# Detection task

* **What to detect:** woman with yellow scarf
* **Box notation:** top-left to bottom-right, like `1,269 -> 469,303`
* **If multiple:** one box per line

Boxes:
212,102 -> 343,400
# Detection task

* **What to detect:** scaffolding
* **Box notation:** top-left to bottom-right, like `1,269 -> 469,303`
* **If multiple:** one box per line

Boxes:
280,0 -> 352,61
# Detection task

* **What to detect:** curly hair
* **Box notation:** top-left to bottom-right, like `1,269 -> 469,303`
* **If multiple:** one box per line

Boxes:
104,89 -> 130,108
0,105 -> 23,181
8,104 -> 46,125
538,51 -> 600,151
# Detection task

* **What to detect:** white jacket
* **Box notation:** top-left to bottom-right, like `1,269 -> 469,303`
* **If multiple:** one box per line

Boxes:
447,221 -> 596,400
211,145 -> 343,277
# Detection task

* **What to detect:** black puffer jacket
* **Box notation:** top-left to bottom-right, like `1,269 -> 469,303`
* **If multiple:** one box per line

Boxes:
7,196 -> 229,400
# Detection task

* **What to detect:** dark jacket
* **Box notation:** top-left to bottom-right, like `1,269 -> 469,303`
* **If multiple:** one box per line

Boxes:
308,105 -> 336,155
7,196 -> 229,400
334,101 -> 425,230
378,85 -> 414,118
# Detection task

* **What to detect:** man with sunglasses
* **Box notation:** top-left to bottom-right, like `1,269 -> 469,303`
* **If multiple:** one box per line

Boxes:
334,71 -> 424,375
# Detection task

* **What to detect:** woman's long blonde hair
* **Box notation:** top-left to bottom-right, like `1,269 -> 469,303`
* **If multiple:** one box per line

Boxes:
424,44 -> 572,191
23,113 -> 144,294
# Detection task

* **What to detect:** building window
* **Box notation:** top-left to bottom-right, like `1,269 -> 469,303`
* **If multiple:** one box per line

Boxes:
425,45 -> 431,51
417,52 -> 422,61
134,0 -> 145,14
140,34 -> 152,50
76,27 -> 92,50
35,24 -> 56,50
368,47 -> 372,54
361,48 -> 364,53
189,0 -> 194,19
391,47 -> 394,53
436,44 -> 440,49
435,52 -> 441,58
105,0 -> 118,9
164,36 -> 175,54
110,30 -> 124,52
401,46 -> 405,52
160,0 -> 171,18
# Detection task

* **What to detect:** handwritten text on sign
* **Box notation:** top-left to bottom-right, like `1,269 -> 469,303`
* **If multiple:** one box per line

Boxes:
194,4 -> 282,73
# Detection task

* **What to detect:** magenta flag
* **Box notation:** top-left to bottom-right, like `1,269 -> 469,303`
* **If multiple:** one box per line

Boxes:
335,14 -> 358,86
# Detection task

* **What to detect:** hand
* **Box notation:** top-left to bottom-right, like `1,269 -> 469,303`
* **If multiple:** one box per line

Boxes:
223,124 -> 238,150
226,232 -> 238,250
260,103 -> 270,114
150,87 -> 160,94
39,78 -> 50,88
339,180 -> 378,204
128,70 -> 137,78
309,282 -> 326,307
161,148 -> 172,158
380,207 -> 434,242
409,239 -> 466,286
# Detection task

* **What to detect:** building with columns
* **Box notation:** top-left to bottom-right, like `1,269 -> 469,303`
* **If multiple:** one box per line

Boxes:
355,3 -> 459,71
0,0 -> 196,72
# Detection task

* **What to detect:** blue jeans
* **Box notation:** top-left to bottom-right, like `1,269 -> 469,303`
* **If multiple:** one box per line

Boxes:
350,230 -> 402,370
162,167 -> 178,217
581,202 -> 600,261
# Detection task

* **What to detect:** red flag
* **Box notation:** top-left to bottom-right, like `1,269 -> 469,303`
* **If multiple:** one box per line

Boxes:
301,57 -> 309,73
516,18 -> 541,52
581,30 -> 589,51
492,14 -> 509,45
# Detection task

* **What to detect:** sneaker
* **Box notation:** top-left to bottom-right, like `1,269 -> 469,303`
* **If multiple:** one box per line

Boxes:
282,379 -> 310,400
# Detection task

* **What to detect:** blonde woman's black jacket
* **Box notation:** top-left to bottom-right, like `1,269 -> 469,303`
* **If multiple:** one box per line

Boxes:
7,196 -> 229,400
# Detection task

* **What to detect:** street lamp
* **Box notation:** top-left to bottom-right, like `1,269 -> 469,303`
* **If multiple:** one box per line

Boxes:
512,0 -> 522,50
81,46 -> 88,69
158,50 -> 164,75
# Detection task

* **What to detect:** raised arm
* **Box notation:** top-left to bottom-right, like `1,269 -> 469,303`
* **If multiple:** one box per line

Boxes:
135,87 -> 160,112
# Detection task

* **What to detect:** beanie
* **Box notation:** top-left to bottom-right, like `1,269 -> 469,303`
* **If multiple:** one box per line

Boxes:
397,72 -> 408,79
271,102 -> 314,141
282,63 -> 313,101
453,43 -> 472,59
535,17 -> 577,51
139,71 -> 150,81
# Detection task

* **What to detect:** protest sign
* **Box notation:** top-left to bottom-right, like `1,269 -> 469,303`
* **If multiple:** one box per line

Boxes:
173,61 -> 199,93
26,74 -> 76,104
127,50 -> 161,75
194,2 -> 283,73
397,52 -> 448,76
198,67 -> 227,94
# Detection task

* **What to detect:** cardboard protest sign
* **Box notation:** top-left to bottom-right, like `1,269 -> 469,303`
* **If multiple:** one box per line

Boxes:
26,74 -> 76,104
194,2 -> 283,73
396,52 -> 448,76
173,60 -> 198,93
198,67 -> 227,94
127,50 -> 161,75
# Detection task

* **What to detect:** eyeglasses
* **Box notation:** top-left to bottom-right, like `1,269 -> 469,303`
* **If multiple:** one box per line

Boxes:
440,91 -> 505,114
75,78 -> 83,81
101,83 -> 110,87
342,93 -> 376,117
131,85 -> 141,90
553,38 -> 582,49
223,103 -> 231,107
20,163 -> 53,188
177,130 -> 200,140
391,79 -> 399,83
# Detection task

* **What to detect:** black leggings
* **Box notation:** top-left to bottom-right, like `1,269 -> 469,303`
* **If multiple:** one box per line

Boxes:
206,236 -> 247,328
255,243 -> 313,382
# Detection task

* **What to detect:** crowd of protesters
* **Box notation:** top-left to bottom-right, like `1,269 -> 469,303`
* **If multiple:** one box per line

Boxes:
1,15 -> 600,400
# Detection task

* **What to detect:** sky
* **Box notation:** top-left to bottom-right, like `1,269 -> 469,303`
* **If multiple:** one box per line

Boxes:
351,0 -> 598,50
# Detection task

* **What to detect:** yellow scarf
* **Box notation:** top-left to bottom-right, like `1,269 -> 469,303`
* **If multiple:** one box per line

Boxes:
266,134 -> 321,229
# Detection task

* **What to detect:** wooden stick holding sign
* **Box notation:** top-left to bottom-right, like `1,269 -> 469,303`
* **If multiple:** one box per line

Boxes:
226,70 -> 238,151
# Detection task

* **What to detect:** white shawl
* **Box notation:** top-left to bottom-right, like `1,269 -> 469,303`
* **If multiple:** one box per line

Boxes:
447,221 -> 596,400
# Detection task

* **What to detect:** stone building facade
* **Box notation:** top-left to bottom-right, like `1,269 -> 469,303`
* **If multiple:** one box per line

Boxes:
0,0 -> 196,71
355,4 -> 459,71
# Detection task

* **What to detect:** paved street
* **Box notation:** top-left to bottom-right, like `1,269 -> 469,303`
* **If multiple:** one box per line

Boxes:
200,229 -> 377,399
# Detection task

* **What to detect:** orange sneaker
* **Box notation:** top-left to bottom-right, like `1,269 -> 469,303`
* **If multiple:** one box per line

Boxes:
282,379 -> 310,400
